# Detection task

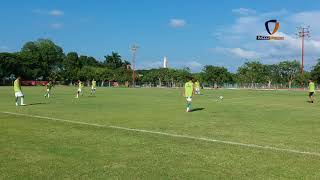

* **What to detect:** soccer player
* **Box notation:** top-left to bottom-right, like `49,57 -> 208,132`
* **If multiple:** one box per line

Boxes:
13,76 -> 26,106
44,81 -> 53,98
308,79 -> 315,103
184,77 -> 194,112
76,80 -> 83,98
194,80 -> 201,95
91,79 -> 97,95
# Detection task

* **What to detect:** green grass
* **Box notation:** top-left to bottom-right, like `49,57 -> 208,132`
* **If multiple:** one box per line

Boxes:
1,86 -> 320,179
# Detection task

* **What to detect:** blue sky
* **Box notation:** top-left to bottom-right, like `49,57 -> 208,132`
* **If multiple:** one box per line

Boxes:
1,0 -> 320,72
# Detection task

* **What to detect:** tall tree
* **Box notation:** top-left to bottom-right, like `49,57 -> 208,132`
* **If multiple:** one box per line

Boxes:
79,55 -> 100,67
63,52 -> 82,81
311,59 -> 320,83
0,53 -> 18,77
104,52 -> 127,69
20,39 -> 64,80
264,64 -> 280,88
278,60 -> 300,88
202,65 -> 231,87
236,61 -> 265,87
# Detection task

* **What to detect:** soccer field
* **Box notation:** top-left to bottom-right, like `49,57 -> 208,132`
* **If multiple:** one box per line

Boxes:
1,86 -> 320,179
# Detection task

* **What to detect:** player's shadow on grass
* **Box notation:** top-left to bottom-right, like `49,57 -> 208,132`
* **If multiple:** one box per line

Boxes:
191,108 -> 205,112
27,102 -> 49,106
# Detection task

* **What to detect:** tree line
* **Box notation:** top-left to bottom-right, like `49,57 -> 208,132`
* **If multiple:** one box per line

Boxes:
1,39 -> 320,88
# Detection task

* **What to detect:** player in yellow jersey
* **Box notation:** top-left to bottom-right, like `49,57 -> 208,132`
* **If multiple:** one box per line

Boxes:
44,81 -> 53,98
194,80 -> 201,95
308,79 -> 316,103
76,80 -> 83,98
13,76 -> 26,106
91,79 -> 97,96
184,76 -> 195,112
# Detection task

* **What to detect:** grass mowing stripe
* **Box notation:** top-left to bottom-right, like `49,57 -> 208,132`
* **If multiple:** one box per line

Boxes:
2,111 -> 320,157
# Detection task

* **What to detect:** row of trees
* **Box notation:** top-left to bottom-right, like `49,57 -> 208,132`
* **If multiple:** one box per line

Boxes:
0,39 -> 133,84
1,39 -> 320,88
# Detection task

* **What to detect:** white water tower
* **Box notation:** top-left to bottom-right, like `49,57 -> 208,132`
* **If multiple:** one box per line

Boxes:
163,56 -> 168,68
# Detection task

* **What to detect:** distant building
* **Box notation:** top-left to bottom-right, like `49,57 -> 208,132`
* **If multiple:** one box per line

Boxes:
163,56 -> 168,68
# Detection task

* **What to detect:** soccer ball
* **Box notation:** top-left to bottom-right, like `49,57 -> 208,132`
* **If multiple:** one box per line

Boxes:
219,96 -> 224,100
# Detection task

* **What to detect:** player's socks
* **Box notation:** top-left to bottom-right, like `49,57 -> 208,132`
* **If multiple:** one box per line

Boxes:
186,103 -> 192,112
21,97 -> 26,106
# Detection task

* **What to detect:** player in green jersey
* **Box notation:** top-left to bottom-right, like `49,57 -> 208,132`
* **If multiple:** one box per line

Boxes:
13,76 -> 26,106
308,79 -> 316,103
184,77 -> 195,112
44,81 -> 53,98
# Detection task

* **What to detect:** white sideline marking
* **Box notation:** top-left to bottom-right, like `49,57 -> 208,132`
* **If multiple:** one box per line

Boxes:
2,111 -> 320,157
225,96 -> 258,101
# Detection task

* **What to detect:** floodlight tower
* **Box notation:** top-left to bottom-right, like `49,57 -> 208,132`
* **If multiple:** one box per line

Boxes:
296,26 -> 310,76
130,44 -> 139,87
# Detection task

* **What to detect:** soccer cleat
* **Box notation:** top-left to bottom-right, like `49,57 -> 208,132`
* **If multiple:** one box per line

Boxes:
15,103 -> 18,106
21,104 -> 26,106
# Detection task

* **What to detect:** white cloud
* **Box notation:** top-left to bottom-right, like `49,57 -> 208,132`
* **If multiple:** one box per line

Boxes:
230,48 -> 260,59
175,60 -> 204,72
0,46 -> 9,51
212,31 -> 320,68
50,23 -> 63,29
49,10 -> 64,17
231,16 -> 261,34
169,19 -> 186,28
32,9 -> 64,17
32,9 -> 44,14
232,8 -> 256,15
139,61 -> 162,69
260,9 -> 288,17
185,61 -> 203,70
289,11 -> 320,23
289,11 -> 320,34
212,10 -> 320,69
211,47 -> 260,59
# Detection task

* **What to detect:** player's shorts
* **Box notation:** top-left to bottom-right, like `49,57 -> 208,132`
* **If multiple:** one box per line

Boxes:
309,92 -> 315,97
15,91 -> 24,97
78,88 -> 82,93
186,97 -> 192,102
